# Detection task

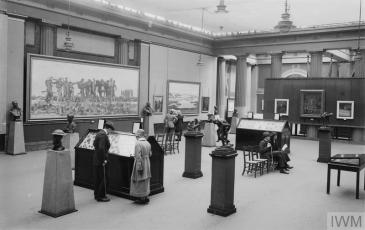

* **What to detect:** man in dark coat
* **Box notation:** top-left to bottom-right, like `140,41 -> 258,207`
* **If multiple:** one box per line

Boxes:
258,132 -> 290,174
92,121 -> 114,202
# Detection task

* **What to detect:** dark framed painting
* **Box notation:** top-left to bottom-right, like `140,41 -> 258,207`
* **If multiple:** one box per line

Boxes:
201,97 -> 209,113
300,89 -> 325,117
167,80 -> 200,115
336,101 -> 354,119
26,54 -> 139,121
274,99 -> 289,116
153,95 -> 163,114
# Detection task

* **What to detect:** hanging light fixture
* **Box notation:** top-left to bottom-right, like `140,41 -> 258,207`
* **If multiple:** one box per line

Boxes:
215,0 -> 228,13
197,8 -> 205,66
64,0 -> 74,51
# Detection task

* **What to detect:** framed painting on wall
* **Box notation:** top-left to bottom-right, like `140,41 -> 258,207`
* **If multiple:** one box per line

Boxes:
26,54 -> 140,121
274,99 -> 289,116
336,101 -> 354,119
167,80 -> 200,115
227,98 -> 235,112
201,97 -> 209,113
153,95 -> 163,114
300,89 -> 325,117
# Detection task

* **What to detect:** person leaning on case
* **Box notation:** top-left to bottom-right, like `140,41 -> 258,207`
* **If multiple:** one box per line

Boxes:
92,121 -> 114,202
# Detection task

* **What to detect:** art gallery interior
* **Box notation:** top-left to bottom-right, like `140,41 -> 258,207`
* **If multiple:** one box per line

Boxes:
0,0 -> 365,229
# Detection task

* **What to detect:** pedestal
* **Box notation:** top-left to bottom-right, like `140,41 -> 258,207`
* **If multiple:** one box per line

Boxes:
317,126 -> 331,163
352,128 -> 363,143
202,122 -> 216,147
40,149 -> 77,217
7,121 -> 25,155
307,125 -> 318,139
229,117 -> 238,134
63,133 -> 79,169
208,146 -> 237,217
182,131 -> 204,179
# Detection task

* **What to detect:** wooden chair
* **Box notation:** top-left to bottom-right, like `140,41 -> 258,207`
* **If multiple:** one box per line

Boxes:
164,132 -> 174,154
251,145 -> 269,174
241,146 -> 261,178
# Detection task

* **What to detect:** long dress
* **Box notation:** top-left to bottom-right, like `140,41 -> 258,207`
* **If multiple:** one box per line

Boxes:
130,138 -> 152,198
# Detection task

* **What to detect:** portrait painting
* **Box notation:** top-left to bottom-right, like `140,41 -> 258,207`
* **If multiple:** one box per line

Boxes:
300,89 -> 325,117
27,54 -> 139,120
153,95 -> 163,114
336,101 -> 354,119
201,97 -> 209,113
167,81 -> 200,115
274,99 -> 289,116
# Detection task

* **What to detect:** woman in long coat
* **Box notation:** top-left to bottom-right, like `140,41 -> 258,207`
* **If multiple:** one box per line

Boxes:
130,129 -> 152,204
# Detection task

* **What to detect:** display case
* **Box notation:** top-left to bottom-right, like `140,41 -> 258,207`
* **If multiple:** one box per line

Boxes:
74,129 -> 164,199
235,119 -> 291,152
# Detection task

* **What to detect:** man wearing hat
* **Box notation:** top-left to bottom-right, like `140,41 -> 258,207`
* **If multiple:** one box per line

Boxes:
92,121 -> 114,202
130,129 -> 152,204
258,131 -> 289,174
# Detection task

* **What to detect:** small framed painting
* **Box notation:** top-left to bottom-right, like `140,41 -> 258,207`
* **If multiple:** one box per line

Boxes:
336,101 -> 354,119
274,99 -> 289,116
153,95 -> 163,114
201,97 -> 209,113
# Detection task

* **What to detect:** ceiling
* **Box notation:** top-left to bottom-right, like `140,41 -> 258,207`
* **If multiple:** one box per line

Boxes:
103,0 -> 363,33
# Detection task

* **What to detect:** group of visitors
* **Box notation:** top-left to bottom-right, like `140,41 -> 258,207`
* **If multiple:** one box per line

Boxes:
163,109 -> 184,142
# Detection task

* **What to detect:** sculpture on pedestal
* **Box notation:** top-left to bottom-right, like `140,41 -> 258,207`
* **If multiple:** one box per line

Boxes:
141,102 -> 153,117
187,118 -> 201,132
232,109 -> 238,118
52,129 -> 66,151
320,112 -> 333,127
214,118 -> 231,146
9,101 -> 22,121
64,114 -> 77,133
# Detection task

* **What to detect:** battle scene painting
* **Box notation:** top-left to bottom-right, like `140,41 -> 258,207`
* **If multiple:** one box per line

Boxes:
167,81 -> 200,115
28,55 -> 139,120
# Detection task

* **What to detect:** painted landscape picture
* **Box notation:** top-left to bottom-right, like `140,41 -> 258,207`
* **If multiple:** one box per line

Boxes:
28,55 -> 139,120
167,81 -> 200,115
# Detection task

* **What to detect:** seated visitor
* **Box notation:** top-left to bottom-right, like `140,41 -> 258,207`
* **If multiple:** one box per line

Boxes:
258,132 -> 292,174
271,132 -> 292,165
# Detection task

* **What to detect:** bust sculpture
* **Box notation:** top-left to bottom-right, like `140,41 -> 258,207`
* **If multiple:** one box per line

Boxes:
64,114 -> 77,133
141,102 -> 153,117
9,101 -> 22,121
52,129 -> 66,151
187,119 -> 201,131
232,109 -> 238,117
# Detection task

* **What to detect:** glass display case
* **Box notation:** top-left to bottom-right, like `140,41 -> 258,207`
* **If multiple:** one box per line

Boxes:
74,129 -> 164,199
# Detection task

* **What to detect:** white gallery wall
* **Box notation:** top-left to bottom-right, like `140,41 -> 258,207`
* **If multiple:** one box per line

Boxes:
149,44 -> 217,131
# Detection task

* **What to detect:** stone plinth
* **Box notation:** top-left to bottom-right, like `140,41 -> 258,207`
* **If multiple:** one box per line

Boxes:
208,146 -> 237,217
7,121 -> 25,155
63,132 -> 79,169
202,122 -> 216,147
40,149 -> 77,217
183,131 -> 204,179
317,126 -> 331,163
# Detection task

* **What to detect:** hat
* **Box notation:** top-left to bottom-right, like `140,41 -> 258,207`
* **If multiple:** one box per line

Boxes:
52,129 -> 66,136
262,131 -> 271,137
104,121 -> 115,130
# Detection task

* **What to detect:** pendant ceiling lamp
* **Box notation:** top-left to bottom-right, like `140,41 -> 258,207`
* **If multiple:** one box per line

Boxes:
215,0 -> 228,13
64,0 -> 74,51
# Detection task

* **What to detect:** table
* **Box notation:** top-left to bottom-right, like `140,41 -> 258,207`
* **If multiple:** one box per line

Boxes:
327,154 -> 365,199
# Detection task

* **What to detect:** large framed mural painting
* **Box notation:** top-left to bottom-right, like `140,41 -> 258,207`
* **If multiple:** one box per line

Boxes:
167,81 -> 200,115
300,89 -> 325,118
27,54 -> 139,121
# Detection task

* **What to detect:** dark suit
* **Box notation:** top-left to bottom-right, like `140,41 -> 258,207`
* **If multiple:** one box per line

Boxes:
258,138 -> 287,169
93,129 -> 111,199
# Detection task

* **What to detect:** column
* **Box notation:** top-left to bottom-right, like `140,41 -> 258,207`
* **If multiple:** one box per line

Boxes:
0,13 -> 8,150
235,54 -> 248,117
117,37 -> 129,65
40,23 -> 54,56
309,51 -> 323,77
353,49 -> 365,78
217,57 -> 226,118
250,65 -> 258,113
245,64 -> 252,113
270,52 -> 283,78
139,42 -> 151,135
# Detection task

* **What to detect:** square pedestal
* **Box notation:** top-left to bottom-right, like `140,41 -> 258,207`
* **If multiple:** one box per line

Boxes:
40,149 -> 77,217
7,121 -> 25,155
63,133 -> 79,169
